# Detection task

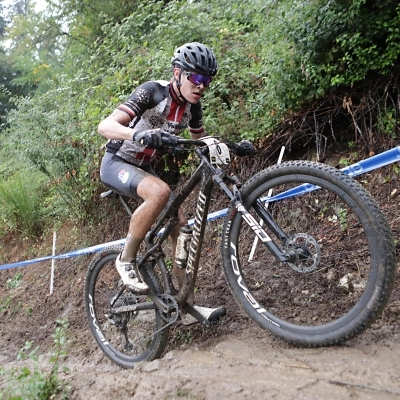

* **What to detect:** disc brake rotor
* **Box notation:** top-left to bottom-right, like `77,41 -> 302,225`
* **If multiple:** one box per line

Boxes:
285,233 -> 321,273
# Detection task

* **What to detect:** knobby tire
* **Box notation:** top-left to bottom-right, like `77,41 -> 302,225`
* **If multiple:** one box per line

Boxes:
222,161 -> 396,346
84,245 -> 169,368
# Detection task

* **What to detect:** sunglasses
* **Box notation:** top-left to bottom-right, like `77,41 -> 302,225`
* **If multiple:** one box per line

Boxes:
184,71 -> 213,87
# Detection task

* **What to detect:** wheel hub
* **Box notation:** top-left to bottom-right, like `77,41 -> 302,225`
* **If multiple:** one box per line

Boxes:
284,233 -> 321,273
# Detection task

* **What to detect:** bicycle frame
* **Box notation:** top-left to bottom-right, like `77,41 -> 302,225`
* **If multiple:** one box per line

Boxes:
111,140 -> 293,323
141,146 -> 221,307
105,139 -> 298,326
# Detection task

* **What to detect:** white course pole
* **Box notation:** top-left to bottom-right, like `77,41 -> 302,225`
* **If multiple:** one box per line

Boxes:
50,231 -> 56,294
248,146 -> 285,262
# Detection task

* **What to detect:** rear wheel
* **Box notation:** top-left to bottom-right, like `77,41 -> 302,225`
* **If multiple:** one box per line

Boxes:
222,161 -> 396,346
84,245 -> 169,368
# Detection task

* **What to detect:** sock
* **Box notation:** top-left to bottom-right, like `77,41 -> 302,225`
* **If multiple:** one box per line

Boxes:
121,234 -> 143,263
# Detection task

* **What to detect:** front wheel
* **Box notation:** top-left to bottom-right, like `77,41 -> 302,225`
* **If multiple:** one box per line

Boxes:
222,161 -> 396,346
84,245 -> 169,368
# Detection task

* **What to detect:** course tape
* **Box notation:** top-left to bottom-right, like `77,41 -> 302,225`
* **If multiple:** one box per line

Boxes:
1,146 -> 399,271
269,145 -> 400,202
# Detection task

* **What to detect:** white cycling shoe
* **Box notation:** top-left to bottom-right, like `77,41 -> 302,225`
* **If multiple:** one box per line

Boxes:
181,305 -> 227,326
115,254 -> 149,295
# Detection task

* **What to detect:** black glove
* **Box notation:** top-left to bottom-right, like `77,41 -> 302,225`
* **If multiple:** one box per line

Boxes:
235,140 -> 255,157
160,131 -> 179,146
133,129 -> 163,149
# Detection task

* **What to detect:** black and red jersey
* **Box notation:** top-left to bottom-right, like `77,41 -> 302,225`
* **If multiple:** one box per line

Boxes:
105,80 -> 204,166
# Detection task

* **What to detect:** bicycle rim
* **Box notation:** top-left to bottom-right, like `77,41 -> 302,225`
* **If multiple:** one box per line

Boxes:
84,245 -> 169,368
222,161 -> 396,346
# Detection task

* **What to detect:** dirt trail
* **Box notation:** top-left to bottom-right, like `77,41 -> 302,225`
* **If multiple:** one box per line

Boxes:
3,319 -> 399,400
2,292 -> 400,400
58,324 -> 400,399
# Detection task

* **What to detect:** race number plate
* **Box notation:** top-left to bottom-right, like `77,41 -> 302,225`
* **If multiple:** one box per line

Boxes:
202,137 -> 231,165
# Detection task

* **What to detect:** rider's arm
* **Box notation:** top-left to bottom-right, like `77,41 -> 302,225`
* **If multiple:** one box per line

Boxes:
188,101 -> 206,139
189,128 -> 206,140
99,81 -> 168,142
98,109 -> 135,141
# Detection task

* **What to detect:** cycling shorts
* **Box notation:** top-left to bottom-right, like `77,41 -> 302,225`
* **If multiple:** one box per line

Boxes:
100,152 -> 157,198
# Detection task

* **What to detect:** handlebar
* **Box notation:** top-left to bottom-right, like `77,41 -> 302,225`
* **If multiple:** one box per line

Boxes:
163,137 -> 204,147
139,133 -> 255,157
160,135 -> 255,157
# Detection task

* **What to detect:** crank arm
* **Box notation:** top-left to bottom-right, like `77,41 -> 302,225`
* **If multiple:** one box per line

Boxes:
147,292 -> 171,314
110,302 -> 156,314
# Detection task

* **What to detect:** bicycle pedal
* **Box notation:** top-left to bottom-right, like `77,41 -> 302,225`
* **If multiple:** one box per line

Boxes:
194,305 -> 226,322
181,304 -> 227,327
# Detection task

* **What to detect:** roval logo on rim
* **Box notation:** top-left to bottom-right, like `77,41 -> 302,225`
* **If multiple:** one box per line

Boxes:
88,293 -> 109,345
229,241 -> 280,328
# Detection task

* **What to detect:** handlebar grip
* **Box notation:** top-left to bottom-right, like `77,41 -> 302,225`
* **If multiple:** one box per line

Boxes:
139,133 -> 179,147
162,136 -> 173,145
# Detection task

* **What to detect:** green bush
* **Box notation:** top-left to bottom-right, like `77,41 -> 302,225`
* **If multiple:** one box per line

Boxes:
4,78 -> 103,222
281,0 -> 400,97
2,0 -> 399,230
0,319 -> 71,400
0,171 -> 47,237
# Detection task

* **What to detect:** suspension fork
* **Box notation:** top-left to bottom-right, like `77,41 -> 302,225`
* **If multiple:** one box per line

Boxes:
252,199 -> 289,244
214,172 -> 289,263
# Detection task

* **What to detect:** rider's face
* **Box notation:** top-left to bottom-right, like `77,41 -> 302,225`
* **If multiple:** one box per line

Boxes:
174,67 -> 208,104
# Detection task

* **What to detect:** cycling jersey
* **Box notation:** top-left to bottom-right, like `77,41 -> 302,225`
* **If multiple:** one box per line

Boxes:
105,80 -> 204,166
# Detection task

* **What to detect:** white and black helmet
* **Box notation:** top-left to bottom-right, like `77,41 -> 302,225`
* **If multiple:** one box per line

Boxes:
171,42 -> 218,77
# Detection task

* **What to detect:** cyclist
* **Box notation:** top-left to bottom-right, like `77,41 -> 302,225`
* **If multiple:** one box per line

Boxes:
98,42 -> 226,325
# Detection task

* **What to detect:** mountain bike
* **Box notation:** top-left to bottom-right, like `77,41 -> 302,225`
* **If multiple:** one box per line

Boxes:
84,136 -> 396,368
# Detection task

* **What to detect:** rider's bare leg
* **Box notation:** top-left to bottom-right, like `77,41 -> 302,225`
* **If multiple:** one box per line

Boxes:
120,175 -> 171,262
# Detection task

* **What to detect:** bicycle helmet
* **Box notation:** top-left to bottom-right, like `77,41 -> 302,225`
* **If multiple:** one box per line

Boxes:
171,42 -> 218,77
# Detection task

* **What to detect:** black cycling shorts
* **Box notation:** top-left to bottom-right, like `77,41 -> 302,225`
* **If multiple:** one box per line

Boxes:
100,152 -> 157,198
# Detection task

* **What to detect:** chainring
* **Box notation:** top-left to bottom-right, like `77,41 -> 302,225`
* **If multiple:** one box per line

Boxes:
159,294 -> 179,324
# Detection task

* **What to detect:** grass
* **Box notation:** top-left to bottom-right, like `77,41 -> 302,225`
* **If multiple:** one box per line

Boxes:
0,319 -> 71,400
